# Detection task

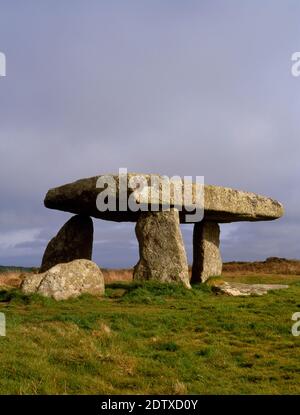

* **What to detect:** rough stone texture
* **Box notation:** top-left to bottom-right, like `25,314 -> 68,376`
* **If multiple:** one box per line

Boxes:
44,173 -> 284,224
191,221 -> 222,283
19,273 -> 44,294
133,209 -> 191,288
40,214 -> 93,273
21,259 -> 104,300
212,282 -> 289,296
202,184 -> 284,223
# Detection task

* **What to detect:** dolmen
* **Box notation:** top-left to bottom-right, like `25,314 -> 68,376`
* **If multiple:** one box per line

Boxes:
40,172 -> 284,288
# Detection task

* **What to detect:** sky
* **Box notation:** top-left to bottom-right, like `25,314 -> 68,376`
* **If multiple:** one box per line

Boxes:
0,0 -> 299,268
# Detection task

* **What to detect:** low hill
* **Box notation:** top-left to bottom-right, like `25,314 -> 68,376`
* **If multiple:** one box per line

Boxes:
223,257 -> 300,275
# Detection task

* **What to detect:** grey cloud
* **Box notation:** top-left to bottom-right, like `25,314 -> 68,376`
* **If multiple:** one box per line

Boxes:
0,1 -> 299,267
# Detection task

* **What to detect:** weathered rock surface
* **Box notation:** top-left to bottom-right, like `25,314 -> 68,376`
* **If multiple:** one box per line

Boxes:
40,214 -> 93,273
191,221 -> 222,283
212,282 -> 289,296
21,273 -> 44,294
21,259 -> 104,300
133,209 -> 191,288
44,174 -> 284,223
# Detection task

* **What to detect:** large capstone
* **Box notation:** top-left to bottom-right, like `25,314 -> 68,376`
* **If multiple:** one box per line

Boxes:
191,221 -> 222,283
133,209 -> 191,288
44,174 -> 284,223
40,214 -> 93,273
22,259 -> 105,300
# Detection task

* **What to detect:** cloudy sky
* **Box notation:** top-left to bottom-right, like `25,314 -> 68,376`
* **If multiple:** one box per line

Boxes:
0,1 -> 299,268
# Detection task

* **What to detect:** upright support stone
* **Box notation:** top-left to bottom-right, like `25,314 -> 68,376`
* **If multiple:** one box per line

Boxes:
40,214 -> 94,273
133,209 -> 191,288
191,221 -> 222,283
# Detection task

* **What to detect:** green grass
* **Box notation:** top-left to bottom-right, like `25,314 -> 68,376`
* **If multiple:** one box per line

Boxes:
0,276 -> 300,394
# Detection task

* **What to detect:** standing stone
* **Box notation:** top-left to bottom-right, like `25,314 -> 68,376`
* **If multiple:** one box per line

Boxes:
191,221 -> 222,283
133,209 -> 191,288
40,214 -> 93,273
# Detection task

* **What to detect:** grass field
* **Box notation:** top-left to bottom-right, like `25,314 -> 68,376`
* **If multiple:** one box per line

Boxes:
0,273 -> 300,394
